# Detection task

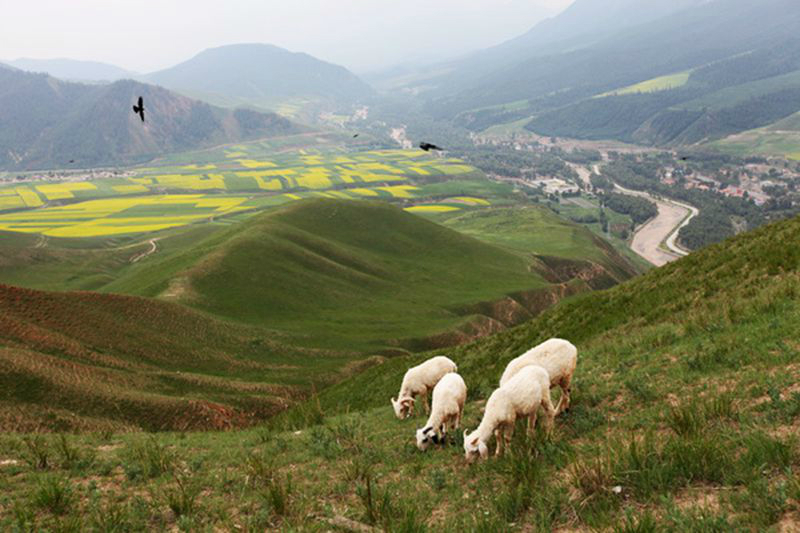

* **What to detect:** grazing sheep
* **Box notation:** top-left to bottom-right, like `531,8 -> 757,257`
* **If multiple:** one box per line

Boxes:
416,373 -> 467,451
391,356 -> 457,419
500,338 -> 577,415
464,365 -> 555,463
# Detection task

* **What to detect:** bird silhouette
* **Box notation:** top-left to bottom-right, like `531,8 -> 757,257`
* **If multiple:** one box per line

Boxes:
419,142 -> 443,152
353,133 -> 360,138
132,96 -> 145,122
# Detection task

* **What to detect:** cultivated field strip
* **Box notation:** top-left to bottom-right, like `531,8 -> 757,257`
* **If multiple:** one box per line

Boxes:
0,149 -> 484,237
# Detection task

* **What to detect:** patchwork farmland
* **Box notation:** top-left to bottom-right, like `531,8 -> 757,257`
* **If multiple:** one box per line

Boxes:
0,147 -> 485,238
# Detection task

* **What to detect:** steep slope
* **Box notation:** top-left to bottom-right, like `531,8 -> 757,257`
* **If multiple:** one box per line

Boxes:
0,282 -> 346,432
260,215 -> 800,530
105,199 -> 637,352
146,43 -> 375,110
0,65 -> 303,170
5,57 -> 135,82
315,213 -> 800,414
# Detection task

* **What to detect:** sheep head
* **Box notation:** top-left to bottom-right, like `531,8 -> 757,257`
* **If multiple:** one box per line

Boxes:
415,426 -> 435,451
463,430 -> 488,463
391,396 -> 414,419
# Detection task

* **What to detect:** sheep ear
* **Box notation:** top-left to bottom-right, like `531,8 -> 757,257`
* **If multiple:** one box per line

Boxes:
402,398 -> 414,407
463,430 -> 469,441
422,426 -> 432,434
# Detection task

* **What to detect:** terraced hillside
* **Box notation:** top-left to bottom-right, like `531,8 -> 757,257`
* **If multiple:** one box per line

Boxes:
2,215 -> 797,531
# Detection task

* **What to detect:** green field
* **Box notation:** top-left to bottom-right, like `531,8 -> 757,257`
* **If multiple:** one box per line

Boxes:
1,212 -> 797,531
598,70 -> 692,97
712,109 -> 800,158
712,128 -> 800,159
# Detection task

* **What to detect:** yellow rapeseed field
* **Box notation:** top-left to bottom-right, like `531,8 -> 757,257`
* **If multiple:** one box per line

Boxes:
452,196 -> 491,206
36,182 -> 97,200
16,188 -> 44,207
405,205 -> 461,213
0,195 -> 248,237
237,159 -> 278,169
377,185 -> 419,199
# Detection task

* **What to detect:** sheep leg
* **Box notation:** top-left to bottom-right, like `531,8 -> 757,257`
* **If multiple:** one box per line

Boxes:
527,412 -> 538,438
421,392 -> 430,415
503,426 -> 514,455
494,428 -> 504,457
541,389 -> 556,435
555,376 -> 573,415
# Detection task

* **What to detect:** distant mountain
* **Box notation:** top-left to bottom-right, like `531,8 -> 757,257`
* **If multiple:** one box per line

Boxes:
0,65 -> 303,170
146,43 -> 375,110
424,0 -> 800,146
5,57 -> 135,82
427,0 -> 707,92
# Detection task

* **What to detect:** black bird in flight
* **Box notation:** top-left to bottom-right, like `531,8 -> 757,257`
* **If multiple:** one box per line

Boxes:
419,142 -> 443,152
353,133 -> 360,138
132,96 -> 145,122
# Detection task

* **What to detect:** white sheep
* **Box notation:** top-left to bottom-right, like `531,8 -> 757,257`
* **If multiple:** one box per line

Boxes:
464,365 -> 555,462
416,372 -> 467,451
391,356 -> 457,419
500,338 -> 577,415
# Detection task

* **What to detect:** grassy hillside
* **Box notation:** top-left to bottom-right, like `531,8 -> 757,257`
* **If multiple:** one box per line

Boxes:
2,215 -> 797,530
109,199 -> 635,352
0,198 -> 637,433
0,282 -> 353,433
713,110 -> 800,158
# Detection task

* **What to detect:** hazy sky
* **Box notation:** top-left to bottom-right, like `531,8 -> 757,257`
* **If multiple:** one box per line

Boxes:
2,0 -> 574,73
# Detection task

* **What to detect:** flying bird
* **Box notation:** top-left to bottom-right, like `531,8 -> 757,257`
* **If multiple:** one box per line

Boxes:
419,142 -> 443,152
353,133 -> 360,138
132,96 -> 145,123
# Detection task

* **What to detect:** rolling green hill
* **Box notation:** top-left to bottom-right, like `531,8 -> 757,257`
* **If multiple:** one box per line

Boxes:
2,215 -> 797,531
0,199 -> 637,432
105,199 -> 636,352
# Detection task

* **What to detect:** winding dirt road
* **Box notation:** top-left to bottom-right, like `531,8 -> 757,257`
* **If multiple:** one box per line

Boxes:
129,239 -> 159,263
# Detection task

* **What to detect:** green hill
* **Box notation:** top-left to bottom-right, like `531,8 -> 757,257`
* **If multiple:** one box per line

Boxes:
0,199 -> 636,432
106,199 -> 636,352
2,215 -> 797,530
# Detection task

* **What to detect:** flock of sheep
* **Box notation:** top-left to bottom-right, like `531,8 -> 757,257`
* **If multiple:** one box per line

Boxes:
390,338 -> 578,463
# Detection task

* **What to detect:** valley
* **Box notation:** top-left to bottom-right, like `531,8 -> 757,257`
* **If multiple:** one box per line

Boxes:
2,1 -> 800,530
